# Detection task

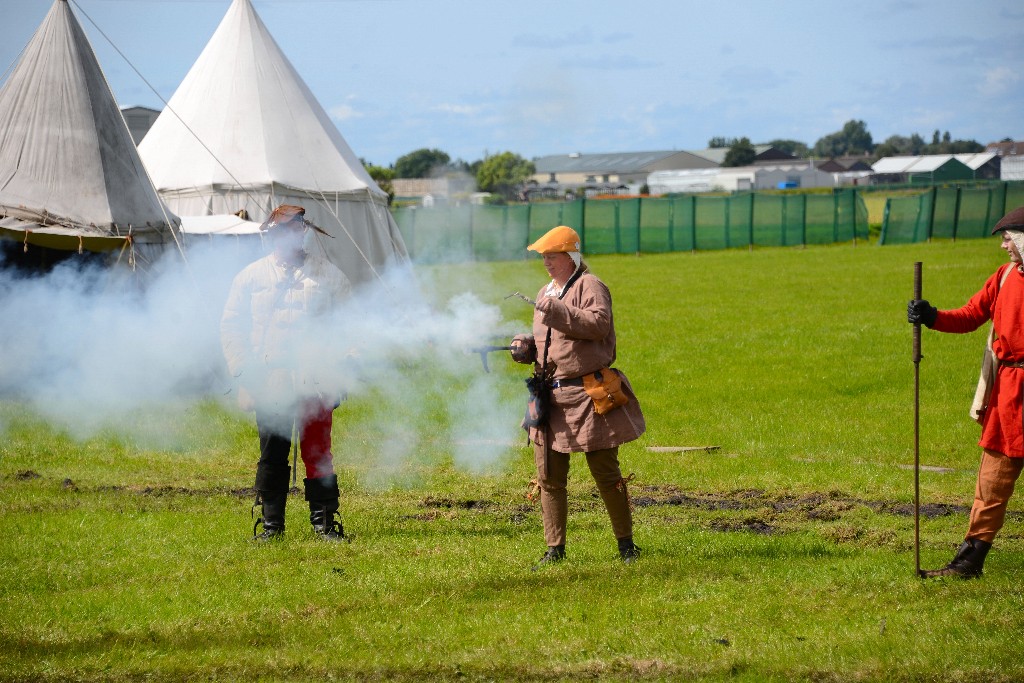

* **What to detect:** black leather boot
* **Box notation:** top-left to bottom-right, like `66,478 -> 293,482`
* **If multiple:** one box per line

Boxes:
921,538 -> 992,579
304,474 -> 347,541
252,492 -> 286,541
252,464 -> 289,541
618,537 -> 641,564
531,545 -> 566,571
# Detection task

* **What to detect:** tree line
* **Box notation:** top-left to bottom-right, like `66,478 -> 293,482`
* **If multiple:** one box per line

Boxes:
363,120 -> 1006,200
711,120 -> 993,167
362,149 -> 535,205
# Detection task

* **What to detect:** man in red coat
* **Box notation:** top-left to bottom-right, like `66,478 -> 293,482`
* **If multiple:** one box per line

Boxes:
908,205 -> 1024,578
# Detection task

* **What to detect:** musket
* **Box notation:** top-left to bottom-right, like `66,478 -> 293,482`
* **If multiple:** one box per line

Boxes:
504,291 -> 536,306
912,261 -> 924,578
466,291 -> 535,373
468,345 -> 511,373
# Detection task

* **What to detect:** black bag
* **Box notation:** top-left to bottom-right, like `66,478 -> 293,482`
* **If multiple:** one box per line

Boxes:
523,373 -> 550,427
521,268 -> 582,429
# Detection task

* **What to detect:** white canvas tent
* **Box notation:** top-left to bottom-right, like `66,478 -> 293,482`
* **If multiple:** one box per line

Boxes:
0,0 -> 180,261
138,0 -> 407,283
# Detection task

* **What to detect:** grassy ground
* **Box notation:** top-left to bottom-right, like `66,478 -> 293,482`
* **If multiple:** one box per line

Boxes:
1,238 -> 1022,682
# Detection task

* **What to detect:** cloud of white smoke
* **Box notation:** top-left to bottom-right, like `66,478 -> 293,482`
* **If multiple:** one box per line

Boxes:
0,236 -> 526,477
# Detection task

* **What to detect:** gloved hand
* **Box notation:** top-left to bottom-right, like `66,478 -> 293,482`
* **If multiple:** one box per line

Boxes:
907,299 -> 938,328
510,334 -> 536,364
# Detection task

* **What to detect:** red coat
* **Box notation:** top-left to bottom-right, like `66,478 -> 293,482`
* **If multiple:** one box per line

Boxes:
934,263 -> 1024,457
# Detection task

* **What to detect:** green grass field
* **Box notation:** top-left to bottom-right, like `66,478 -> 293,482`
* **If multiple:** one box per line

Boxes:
2,238 -> 1022,682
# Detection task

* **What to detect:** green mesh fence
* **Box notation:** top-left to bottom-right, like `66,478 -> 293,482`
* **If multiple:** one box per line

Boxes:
879,182 -> 1024,245
395,190 -> 870,263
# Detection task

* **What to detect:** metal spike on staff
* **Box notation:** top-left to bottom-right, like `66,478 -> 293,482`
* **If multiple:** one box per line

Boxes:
912,261 -> 924,578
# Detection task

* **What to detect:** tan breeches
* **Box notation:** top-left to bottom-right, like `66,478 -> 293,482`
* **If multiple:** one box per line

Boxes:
533,443 -> 633,546
966,448 -> 1024,544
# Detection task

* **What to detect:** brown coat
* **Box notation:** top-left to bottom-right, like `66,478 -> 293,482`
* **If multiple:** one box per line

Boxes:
526,272 -> 646,452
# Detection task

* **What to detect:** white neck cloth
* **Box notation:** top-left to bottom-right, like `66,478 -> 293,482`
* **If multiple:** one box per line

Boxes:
1007,230 -> 1024,263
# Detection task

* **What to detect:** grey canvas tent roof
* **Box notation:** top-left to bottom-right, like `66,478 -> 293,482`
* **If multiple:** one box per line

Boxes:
137,0 -> 406,283
0,0 -> 179,255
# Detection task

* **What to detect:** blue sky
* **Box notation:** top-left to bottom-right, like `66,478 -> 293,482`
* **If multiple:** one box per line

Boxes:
2,0 -> 1022,167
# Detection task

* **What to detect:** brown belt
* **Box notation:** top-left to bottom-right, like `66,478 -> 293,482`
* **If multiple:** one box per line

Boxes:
999,360 -> 1024,368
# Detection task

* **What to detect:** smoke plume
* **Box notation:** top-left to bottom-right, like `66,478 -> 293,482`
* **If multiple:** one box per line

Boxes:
0,237 -> 525,479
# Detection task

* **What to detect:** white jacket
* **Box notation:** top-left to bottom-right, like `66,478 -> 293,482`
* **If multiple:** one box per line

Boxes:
221,252 -> 351,408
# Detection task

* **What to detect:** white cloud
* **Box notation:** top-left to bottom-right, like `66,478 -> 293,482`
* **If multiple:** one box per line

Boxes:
512,27 -> 593,49
979,66 -> 1019,97
329,103 -> 363,121
431,103 -> 485,116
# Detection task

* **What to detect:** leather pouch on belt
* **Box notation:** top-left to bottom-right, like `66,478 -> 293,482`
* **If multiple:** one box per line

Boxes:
581,368 -> 629,415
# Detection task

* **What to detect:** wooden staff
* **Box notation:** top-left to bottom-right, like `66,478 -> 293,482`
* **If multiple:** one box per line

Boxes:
912,262 -> 923,578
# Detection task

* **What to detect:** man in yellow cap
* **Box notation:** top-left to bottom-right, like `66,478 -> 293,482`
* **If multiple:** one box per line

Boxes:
221,204 -> 352,542
908,205 -> 1024,578
510,225 -> 647,567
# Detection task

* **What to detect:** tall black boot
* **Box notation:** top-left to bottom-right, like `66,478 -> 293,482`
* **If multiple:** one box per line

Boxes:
921,538 -> 992,579
304,474 -> 347,542
252,463 -> 290,541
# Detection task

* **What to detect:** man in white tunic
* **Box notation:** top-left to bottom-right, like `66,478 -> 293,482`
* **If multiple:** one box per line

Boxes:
221,205 -> 351,541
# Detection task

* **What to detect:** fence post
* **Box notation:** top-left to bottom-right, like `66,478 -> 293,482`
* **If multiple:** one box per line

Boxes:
781,194 -> 789,247
614,200 -> 621,253
579,197 -> 587,252
927,186 -> 937,243
635,197 -> 642,256
984,187 -> 994,233
724,197 -> 731,249
801,193 -> 808,248
668,197 -> 676,252
748,192 -> 755,252
952,186 -> 962,241
690,196 -> 697,254
850,191 -> 858,247
832,191 -> 839,243
880,197 -> 891,245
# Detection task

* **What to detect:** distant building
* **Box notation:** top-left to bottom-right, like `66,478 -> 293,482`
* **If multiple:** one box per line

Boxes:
391,175 -> 475,204
120,106 -> 160,144
986,140 -> 1024,180
813,156 -> 873,186
530,145 -> 796,195
986,140 -> 1024,157
1003,157 -> 1024,181
815,156 -> 873,173
690,145 -> 796,166
648,163 -> 833,194
954,153 -> 1001,180
532,150 -> 716,189
871,155 -> 979,185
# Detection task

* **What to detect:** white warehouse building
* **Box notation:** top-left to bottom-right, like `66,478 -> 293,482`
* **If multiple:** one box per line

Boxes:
1002,156 -> 1024,181
648,163 -> 835,194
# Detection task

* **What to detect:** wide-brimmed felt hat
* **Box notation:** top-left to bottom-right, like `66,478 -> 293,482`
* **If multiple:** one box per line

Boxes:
259,204 -> 332,236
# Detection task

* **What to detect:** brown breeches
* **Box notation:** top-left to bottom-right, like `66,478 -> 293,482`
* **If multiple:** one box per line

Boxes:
966,448 -> 1024,544
533,443 -> 633,547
